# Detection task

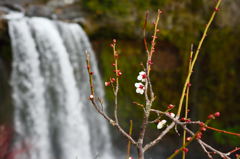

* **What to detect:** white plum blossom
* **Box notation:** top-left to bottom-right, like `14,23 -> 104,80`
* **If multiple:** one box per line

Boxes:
137,71 -> 147,82
135,82 -> 145,94
169,112 -> 175,118
157,120 -> 167,129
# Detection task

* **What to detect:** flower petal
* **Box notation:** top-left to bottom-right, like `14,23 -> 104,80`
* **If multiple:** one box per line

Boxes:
139,89 -> 144,94
137,75 -> 142,81
157,120 -> 167,129
135,83 -> 140,87
139,71 -> 146,75
157,122 -> 163,129
170,113 -> 175,118
136,88 -> 141,94
161,120 -> 167,124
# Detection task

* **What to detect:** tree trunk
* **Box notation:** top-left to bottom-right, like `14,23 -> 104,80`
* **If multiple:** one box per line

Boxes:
137,146 -> 144,159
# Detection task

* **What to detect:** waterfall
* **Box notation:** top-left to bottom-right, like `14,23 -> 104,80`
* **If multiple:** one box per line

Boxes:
7,13 -> 113,159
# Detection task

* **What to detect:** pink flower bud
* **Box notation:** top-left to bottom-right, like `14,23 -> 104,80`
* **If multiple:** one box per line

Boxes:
183,148 -> 189,153
167,104 -> 174,109
105,82 -> 111,86
110,78 -> 116,83
114,54 -> 119,59
214,112 -> 220,117
117,71 -> 122,76
148,60 -> 153,65
181,117 -> 186,121
113,69 -> 120,73
208,114 -> 215,119
196,132 -> 202,139
200,127 -> 207,132
185,119 -> 191,123
214,8 -> 219,12
199,122 -> 205,127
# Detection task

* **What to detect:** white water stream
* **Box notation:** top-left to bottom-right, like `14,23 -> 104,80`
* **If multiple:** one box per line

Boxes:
8,14 -> 113,159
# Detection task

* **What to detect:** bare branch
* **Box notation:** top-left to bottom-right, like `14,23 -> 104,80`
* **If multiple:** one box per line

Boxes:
149,109 -> 231,159
85,53 -> 137,145
176,0 -> 222,117
143,122 -> 175,152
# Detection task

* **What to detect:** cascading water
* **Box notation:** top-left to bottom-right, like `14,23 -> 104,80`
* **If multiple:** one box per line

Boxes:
6,13 -> 113,159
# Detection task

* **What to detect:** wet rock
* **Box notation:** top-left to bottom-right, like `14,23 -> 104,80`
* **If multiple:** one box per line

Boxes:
25,5 -> 54,18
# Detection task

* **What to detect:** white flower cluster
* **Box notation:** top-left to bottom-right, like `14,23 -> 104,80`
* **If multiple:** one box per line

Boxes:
135,83 -> 145,94
135,71 -> 147,94
137,71 -> 147,82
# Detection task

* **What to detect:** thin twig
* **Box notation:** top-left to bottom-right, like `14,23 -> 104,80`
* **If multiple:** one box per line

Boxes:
137,10 -> 162,157
182,44 -> 193,159
176,0 -> 222,117
206,126 -> 240,137
150,109 -> 231,159
143,11 -> 150,55
126,120 -> 133,159
143,122 -> 175,152
85,53 -> 137,145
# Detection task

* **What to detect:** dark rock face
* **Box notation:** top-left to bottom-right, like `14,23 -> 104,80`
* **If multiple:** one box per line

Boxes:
0,0 -> 84,24
25,5 -> 54,18
0,0 -> 36,5
0,22 -> 13,125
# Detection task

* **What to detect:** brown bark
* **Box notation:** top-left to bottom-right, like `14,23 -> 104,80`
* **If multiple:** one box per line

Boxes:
137,146 -> 144,159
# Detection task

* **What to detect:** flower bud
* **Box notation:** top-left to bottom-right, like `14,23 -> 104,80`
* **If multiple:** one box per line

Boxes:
167,104 -> 174,109
214,112 -> 220,117
89,95 -> 94,99
214,8 -> 219,12
105,82 -> 111,86
200,127 -> 207,132
186,137 -> 192,142
117,71 -> 122,76
110,78 -> 116,83
183,148 -> 189,153
196,132 -> 202,139
208,114 -> 215,119
148,60 -> 153,65
199,122 -> 205,127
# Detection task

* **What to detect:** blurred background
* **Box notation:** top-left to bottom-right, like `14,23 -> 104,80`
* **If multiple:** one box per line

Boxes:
0,0 -> 240,158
